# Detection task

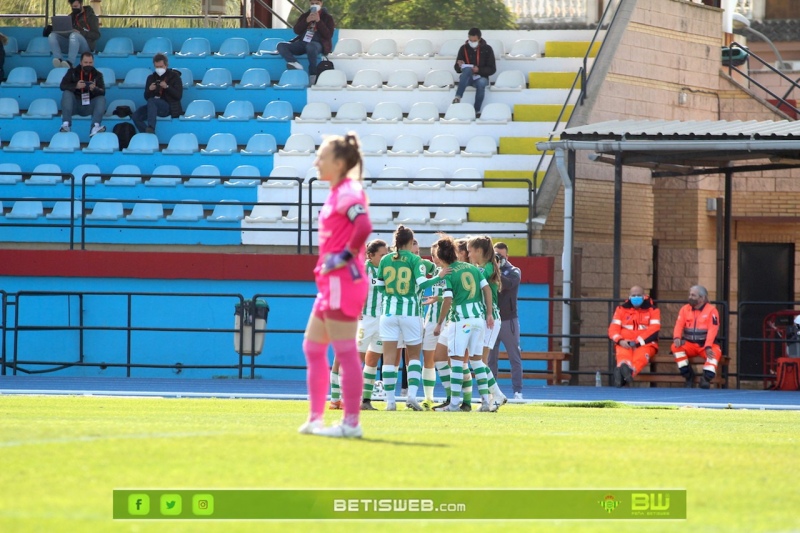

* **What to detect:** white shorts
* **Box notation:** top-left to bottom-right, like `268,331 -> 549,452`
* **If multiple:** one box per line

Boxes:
483,318 -> 501,349
447,319 -> 485,359
422,321 -> 440,351
437,321 -> 450,347
357,315 -> 383,354
380,315 -> 423,346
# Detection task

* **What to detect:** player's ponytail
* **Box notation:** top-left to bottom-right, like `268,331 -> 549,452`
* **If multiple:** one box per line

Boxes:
435,235 -> 457,265
393,225 -> 414,259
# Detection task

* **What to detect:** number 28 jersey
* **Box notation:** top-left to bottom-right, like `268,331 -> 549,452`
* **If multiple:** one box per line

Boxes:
378,250 -> 430,317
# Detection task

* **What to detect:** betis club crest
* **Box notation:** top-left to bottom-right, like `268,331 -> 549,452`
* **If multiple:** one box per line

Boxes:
599,494 -> 621,514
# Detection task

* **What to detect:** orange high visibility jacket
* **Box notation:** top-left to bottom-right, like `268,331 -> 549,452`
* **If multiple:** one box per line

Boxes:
673,302 -> 720,347
608,297 -> 661,347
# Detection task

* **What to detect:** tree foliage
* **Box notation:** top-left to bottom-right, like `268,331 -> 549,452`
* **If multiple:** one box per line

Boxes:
330,0 -> 516,30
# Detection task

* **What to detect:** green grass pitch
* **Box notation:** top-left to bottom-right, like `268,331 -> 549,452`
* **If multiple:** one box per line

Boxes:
1,395 -> 798,532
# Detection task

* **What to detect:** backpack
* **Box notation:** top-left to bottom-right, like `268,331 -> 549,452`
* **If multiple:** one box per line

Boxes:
112,122 -> 137,150
315,57 -> 334,84
774,357 -> 800,391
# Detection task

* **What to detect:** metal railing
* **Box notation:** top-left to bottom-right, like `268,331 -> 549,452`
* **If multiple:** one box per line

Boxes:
726,41 -> 800,118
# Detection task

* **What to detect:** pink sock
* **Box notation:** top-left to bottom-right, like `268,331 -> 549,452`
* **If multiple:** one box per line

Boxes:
332,338 -> 363,428
303,339 -> 330,422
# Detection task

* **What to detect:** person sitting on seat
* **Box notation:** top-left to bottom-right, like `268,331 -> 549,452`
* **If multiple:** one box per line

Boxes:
452,27 -> 496,113
608,285 -> 660,387
671,284 -> 722,389
59,51 -> 106,137
132,54 -> 183,134
49,0 -> 101,69
277,0 -> 334,84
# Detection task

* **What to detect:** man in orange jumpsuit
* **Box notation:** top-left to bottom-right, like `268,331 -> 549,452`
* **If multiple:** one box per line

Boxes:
608,285 -> 660,387
671,284 -> 722,389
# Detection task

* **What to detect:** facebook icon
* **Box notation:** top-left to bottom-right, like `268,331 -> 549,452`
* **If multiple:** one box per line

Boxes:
128,494 -> 150,515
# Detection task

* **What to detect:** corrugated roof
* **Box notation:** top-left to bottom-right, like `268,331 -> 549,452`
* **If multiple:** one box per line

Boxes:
561,119 -> 800,139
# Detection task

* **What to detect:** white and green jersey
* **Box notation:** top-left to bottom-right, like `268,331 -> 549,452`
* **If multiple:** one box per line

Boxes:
478,262 -> 501,320
442,261 -> 489,321
378,250 -> 431,317
424,267 -> 447,325
362,261 -> 383,318
417,258 -> 436,316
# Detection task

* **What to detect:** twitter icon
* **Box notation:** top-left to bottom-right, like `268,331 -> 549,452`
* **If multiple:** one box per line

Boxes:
160,494 -> 182,516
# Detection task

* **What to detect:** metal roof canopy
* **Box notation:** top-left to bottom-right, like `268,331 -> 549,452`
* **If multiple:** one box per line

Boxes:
538,119 -> 800,360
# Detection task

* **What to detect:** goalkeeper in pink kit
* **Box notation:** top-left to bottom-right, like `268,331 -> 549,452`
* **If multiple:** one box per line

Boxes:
298,133 -> 372,438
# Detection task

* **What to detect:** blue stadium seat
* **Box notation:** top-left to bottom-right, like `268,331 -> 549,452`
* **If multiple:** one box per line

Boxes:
167,202 -> 203,221
180,100 -> 217,120
241,133 -> 277,155
99,37 -> 134,57
119,68 -> 152,89
86,201 -> 124,220
175,38 -> 211,58
0,98 -> 20,117
44,131 -> 81,153
274,70 -> 309,89
216,37 -> 250,58
98,67 -> 117,87
230,165 -> 261,179
180,100 -> 216,121
105,99 -> 138,118
207,201 -> 244,222
219,100 -> 254,121
28,164 -> 64,184
3,36 -> 18,55
137,37 -> 173,57
127,202 -> 164,221
187,165 -> 221,186
41,67 -> 68,88
22,98 -> 58,119
197,68 -> 232,89
175,67 -> 194,87
258,100 -> 293,122
70,164 -> 102,185
83,132 -> 119,153
4,131 -> 41,152
254,38 -> 284,57
201,133 -> 237,155
20,37 -> 50,56
2,66 -> 38,87
163,133 -> 199,154
146,165 -> 183,187
107,164 -> 143,186
0,163 -> 23,184
47,201 -> 83,220
6,200 -> 44,219
236,68 -> 269,89
122,133 -> 160,154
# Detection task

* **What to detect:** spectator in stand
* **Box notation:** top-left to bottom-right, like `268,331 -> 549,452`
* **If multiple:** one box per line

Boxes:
277,0 -> 334,84
452,27 -> 496,113
59,52 -> 106,137
49,0 -> 101,69
0,32 -> 7,81
671,285 -> 722,389
132,54 -> 183,134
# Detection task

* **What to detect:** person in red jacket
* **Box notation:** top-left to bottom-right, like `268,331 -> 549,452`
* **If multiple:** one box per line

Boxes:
608,285 -> 660,387
671,285 -> 722,389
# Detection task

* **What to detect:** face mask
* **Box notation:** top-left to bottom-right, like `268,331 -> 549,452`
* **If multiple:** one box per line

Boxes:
468,41 -> 479,49
630,296 -> 644,308
72,8 -> 82,15
155,68 -> 166,76
310,4 -> 320,12
688,298 -> 699,307
82,66 -> 92,74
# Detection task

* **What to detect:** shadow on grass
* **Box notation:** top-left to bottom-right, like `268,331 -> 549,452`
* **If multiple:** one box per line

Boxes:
540,400 -> 677,410
357,438 -> 450,447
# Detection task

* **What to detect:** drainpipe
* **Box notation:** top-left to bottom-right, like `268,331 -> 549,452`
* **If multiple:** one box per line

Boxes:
555,149 -> 573,367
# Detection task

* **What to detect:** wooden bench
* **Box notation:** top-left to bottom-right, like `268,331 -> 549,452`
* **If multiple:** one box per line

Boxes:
497,351 -> 571,385
634,354 -> 730,388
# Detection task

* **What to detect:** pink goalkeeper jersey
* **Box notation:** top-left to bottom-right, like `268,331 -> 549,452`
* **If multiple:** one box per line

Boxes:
315,178 -> 369,277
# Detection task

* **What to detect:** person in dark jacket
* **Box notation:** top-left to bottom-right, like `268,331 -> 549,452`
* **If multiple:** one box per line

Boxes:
488,242 -> 524,399
277,0 -> 335,82
452,27 -> 497,113
49,0 -> 101,68
132,54 -> 183,134
0,32 -> 7,81
59,52 -> 106,136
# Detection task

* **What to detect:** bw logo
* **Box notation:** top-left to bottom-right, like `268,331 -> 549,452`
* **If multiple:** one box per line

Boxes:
632,493 -> 670,511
